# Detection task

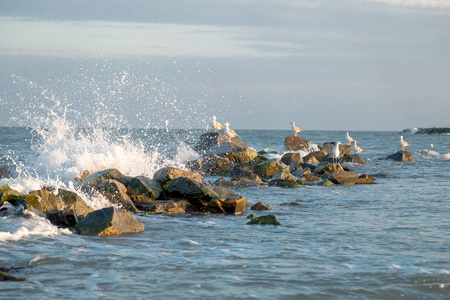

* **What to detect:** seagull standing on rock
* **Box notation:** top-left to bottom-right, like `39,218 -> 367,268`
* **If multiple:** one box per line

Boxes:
400,136 -> 410,151
352,140 -> 365,153
328,141 -> 342,163
210,115 -> 224,132
346,132 -> 354,145
224,122 -> 240,142
290,122 -> 303,136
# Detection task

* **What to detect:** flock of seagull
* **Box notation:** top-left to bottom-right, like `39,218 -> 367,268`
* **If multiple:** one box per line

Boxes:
210,115 -> 411,162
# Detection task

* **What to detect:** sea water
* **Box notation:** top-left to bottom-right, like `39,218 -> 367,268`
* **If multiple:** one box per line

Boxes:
1,123 -> 449,299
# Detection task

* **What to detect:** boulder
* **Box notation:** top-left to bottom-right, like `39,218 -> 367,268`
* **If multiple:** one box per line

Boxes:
314,162 -> 344,176
214,177 -> 238,187
328,170 -> 360,185
47,208 -> 81,227
386,150 -> 414,162
185,159 -> 202,173
221,148 -> 259,165
230,162 -> 260,181
280,202 -> 302,206
247,214 -> 281,226
323,143 -> 351,157
254,159 -> 285,179
269,179 -> 300,188
280,153 -> 303,165
166,177 -> 219,210
75,207 -> 144,237
57,189 -> 93,217
96,180 -> 138,212
137,199 -> 189,213
320,180 -> 336,186
206,196 -> 247,214
153,167 -> 203,189
28,190 -> 64,214
126,176 -> 163,202
194,132 -> 247,152
292,167 -> 311,178
356,174 -> 377,184
237,178 -> 267,188
82,169 -> 125,187
299,174 -> 321,182
303,150 -> 328,163
272,169 -> 297,181
213,186 -> 238,198
284,135 -> 309,151
201,154 -> 232,176
251,201 -> 272,210
341,154 -> 365,164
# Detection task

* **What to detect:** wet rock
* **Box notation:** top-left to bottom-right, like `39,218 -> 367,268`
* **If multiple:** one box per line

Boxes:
166,177 -> 219,210
247,214 -> 281,226
126,176 -> 163,203
230,162 -> 260,181
214,177 -> 238,187
57,189 -> 93,217
0,270 -> 27,282
237,178 -> 267,188
328,170 -> 360,185
272,169 -> 297,181
221,148 -> 259,165
96,179 -> 138,212
292,167 -> 311,178
28,190 -> 64,214
356,174 -> 377,184
153,167 -> 203,189
137,199 -> 189,213
254,159 -> 285,179
82,169 -> 125,187
185,159 -> 202,173
319,180 -> 336,186
299,174 -> 321,182
284,135 -> 309,151
201,154 -> 232,176
386,150 -> 414,162
303,150 -> 328,163
323,142 -> 351,157
302,154 -> 319,163
341,154 -> 365,164
194,132 -> 247,152
75,207 -> 144,237
314,162 -> 344,176
251,201 -> 272,210
280,202 -> 302,206
206,196 -> 247,214
269,179 -> 300,188
47,208 -> 82,227
280,153 -> 303,165
213,186 -> 238,198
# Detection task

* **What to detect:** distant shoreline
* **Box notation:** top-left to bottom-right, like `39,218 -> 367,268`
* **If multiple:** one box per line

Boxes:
401,127 -> 450,135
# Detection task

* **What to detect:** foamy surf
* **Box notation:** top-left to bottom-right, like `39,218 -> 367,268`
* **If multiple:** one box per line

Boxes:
417,149 -> 450,160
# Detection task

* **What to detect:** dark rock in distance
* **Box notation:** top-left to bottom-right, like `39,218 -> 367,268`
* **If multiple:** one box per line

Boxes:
247,214 -> 281,226
269,179 -> 300,188
250,201 -> 272,210
328,170 -> 360,185
386,150 -> 414,162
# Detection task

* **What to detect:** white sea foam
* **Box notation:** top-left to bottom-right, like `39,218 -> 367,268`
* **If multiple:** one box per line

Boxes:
418,149 -> 450,160
0,204 -> 71,242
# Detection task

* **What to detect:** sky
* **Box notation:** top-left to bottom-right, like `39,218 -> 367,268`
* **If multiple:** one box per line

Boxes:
0,0 -> 449,131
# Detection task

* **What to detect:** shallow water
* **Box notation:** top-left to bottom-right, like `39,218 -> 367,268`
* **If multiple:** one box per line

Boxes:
1,127 -> 449,299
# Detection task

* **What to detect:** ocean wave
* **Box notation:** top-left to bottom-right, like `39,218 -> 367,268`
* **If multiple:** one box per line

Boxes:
417,149 -> 450,160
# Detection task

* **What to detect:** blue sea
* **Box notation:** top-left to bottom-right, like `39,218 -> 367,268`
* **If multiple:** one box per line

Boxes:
0,122 -> 449,299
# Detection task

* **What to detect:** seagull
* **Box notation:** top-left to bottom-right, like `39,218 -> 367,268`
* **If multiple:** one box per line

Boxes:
290,122 -> 303,136
210,115 -> 224,132
223,122 -> 240,141
400,136 -> 410,151
352,140 -> 365,153
346,132 -> 354,145
328,141 -> 341,163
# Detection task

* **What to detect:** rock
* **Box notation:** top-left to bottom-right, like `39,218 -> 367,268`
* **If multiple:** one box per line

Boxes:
323,142 -> 351,157
75,207 -> 144,237
237,178 -> 267,188
251,201 -> 272,210
254,159 -> 285,179
194,132 -> 247,152
206,196 -> 247,214
299,163 -> 316,173
221,148 -> 259,165
284,135 -> 309,151
292,167 -> 311,178
356,174 -> 377,184
280,202 -> 302,206
213,186 -> 238,198
201,154 -> 232,176
47,208 -> 82,227
303,150 -> 328,163
153,167 -> 203,189
280,153 -> 303,165
0,270 -> 27,282
328,170 -> 360,185
126,176 -> 163,202
289,161 -> 304,172
82,169 -> 125,187
320,180 -> 336,186
185,159 -> 202,173
137,199 -> 189,213
247,214 -> 281,226
230,162 -> 260,180
0,186 -> 23,207
28,190 -> 64,214
314,162 -> 344,176
214,177 -> 238,187
386,150 -> 414,162
272,169 -> 297,181
299,174 -> 321,182
95,180 -> 138,212
166,177 -> 219,210
341,154 -> 365,164
269,179 -> 300,188
57,189 -> 93,217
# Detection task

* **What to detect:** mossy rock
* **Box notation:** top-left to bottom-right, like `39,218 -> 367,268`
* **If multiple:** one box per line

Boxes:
320,180 -> 336,186
280,202 -> 302,206
247,214 -> 281,226
254,159 -> 284,179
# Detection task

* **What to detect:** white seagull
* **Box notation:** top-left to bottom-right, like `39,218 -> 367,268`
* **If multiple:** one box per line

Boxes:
210,115 -> 224,132
346,132 -> 354,145
328,141 -> 342,163
223,122 -> 240,141
352,140 -> 365,153
290,122 -> 303,136
400,136 -> 410,151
